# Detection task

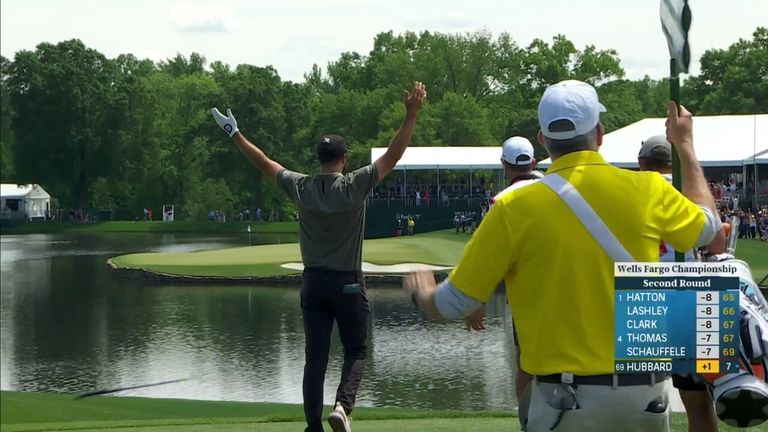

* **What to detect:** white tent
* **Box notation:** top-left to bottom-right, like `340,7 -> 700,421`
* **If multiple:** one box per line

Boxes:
369,146 -> 507,196
369,146 -> 504,170
370,114 -> 768,171
0,184 -> 51,220
539,114 -> 768,169
744,148 -> 768,165
369,114 -> 767,197
743,148 -> 767,208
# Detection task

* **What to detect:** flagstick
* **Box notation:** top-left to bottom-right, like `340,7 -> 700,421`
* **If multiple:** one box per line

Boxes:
669,58 -> 685,263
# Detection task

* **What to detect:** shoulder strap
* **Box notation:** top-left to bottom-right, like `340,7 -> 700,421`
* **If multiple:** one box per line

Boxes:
540,173 -> 636,263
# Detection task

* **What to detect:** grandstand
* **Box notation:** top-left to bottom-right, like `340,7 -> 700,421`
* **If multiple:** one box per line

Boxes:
366,115 -> 767,237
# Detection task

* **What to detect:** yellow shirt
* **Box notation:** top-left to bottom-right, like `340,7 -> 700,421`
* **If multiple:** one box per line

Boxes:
449,151 -> 705,375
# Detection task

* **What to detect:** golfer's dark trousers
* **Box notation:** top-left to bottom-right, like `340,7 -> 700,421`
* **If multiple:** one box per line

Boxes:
301,267 -> 370,432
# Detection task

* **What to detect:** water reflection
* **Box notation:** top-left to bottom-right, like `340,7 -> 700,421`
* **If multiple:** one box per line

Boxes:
2,234 -> 691,412
0,233 -> 520,411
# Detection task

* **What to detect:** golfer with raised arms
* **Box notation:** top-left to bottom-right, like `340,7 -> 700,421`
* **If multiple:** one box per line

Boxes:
212,82 -> 426,432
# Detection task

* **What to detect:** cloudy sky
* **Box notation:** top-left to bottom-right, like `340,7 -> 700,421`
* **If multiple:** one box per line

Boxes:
1,0 -> 764,82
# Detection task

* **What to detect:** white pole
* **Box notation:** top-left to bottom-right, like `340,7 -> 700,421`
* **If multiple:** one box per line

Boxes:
436,166 -> 440,207
404,165 -> 408,207
469,168 -> 472,206
754,114 -> 758,211
743,163 -> 747,210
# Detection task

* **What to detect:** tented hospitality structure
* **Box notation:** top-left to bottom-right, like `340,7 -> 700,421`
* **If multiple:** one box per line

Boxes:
0,184 -> 51,220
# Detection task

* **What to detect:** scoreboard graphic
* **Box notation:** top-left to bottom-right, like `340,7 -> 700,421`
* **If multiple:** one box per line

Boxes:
614,262 -> 740,375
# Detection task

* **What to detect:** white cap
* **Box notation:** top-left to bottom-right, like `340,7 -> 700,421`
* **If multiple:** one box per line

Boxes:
538,80 -> 607,140
501,136 -> 535,166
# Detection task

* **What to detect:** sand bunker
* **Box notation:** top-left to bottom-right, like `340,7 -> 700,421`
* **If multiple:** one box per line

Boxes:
281,262 -> 452,274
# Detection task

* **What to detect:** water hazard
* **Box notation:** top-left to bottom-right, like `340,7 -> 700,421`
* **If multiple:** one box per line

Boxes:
0,233 -> 518,410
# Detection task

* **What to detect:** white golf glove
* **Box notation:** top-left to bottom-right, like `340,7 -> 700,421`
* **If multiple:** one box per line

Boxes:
211,108 -> 239,137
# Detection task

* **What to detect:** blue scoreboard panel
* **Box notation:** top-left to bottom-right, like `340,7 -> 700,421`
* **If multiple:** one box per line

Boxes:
614,262 -> 740,375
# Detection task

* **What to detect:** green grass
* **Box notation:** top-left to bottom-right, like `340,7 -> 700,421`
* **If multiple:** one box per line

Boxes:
0,391 -> 747,432
110,229 -> 768,280
736,239 -> 768,280
0,391 -> 515,432
0,220 -> 298,235
110,230 -> 468,277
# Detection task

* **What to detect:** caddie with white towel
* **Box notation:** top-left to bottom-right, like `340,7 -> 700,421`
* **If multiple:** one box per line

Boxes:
403,80 -> 726,432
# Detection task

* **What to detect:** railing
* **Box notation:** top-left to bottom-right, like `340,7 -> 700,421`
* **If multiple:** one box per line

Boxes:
368,196 -> 492,209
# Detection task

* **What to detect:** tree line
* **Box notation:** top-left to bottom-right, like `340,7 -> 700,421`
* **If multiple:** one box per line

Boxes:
0,28 -> 765,220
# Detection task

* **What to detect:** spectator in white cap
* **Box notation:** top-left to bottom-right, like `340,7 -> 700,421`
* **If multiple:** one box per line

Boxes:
492,136 -> 544,204
404,79 -> 726,432
465,135 -> 543,406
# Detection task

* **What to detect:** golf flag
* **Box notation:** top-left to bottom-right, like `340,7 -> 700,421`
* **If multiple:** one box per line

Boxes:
660,0 -> 692,76
661,0 -> 691,263
247,225 -> 251,233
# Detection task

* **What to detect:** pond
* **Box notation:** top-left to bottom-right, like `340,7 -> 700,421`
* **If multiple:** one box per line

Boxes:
0,233 -> 518,411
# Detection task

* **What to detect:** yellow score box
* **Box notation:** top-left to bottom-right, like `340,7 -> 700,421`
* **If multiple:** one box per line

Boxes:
696,359 -> 720,374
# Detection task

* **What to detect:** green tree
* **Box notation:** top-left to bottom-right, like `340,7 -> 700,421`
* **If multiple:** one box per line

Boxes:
631,77 -> 669,118
431,92 -> 494,145
303,64 -> 331,94
0,55 -> 14,181
210,63 -> 292,211
515,35 -> 624,98
686,27 -> 768,114
94,54 -> 159,217
597,80 -> 644,132
572,45 -> 625,85
279,80 -> 313,169
145,71 -> 222,219
5,29 -> 730,221
8,40 -> 116,209
158,53 -> 207,77
327,51 -> 373,91
489,34 -> 624,151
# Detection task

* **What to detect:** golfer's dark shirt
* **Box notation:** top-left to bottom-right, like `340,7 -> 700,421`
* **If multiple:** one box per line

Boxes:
277,164 -> 379,272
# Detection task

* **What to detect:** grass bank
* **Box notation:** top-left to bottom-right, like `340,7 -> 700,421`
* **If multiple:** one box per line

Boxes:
736,239 -> 768,280
110,230 -> 466,277
110,231 -> 767,280
0,221 -> 299,235
0,391 -> 745,432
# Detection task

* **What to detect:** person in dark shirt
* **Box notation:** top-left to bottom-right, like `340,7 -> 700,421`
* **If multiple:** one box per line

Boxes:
211,82 -> 426,432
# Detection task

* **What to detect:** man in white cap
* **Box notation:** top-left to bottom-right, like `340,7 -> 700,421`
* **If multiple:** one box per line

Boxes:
404,80 -> 725,432
492,136 -> 545,203
465,135 -> 542,404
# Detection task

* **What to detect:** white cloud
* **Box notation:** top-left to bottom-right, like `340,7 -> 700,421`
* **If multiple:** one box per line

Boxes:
1,0 -> 766,83
168,2 -> 236,33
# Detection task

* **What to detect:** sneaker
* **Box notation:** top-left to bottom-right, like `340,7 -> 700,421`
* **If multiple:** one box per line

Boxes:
328,402 -> 351,432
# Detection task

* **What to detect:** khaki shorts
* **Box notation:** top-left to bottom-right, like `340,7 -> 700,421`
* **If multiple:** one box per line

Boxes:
523,379 -> 669,432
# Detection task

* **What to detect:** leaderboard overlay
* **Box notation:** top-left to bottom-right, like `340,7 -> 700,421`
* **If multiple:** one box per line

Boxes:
615,262 -> 740,375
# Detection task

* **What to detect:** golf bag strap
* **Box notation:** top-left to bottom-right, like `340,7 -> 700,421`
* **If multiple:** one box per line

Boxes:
540,173 -> 636,263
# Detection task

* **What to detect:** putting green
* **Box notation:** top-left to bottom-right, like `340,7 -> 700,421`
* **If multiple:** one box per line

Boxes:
110,230 -> 467,278
110,231 -> 767,280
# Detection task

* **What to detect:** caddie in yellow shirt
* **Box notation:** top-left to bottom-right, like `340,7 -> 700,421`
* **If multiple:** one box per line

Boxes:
404,80 -> 726,432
